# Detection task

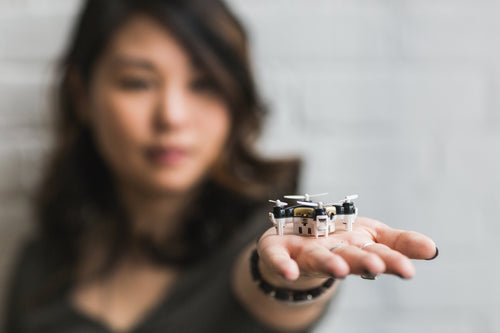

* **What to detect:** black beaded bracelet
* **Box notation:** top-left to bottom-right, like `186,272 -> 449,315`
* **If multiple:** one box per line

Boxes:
250,249 -> 335,303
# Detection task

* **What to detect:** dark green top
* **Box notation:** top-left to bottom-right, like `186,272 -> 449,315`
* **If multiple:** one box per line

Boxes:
3,209 -> 324,333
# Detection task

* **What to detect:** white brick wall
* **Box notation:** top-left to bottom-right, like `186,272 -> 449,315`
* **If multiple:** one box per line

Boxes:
231,1 -> 500,332
0,0 -> 499,332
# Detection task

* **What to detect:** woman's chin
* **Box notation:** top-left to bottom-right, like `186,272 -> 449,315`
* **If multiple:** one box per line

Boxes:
121,163 -> 207,197
141,174 -> 203,196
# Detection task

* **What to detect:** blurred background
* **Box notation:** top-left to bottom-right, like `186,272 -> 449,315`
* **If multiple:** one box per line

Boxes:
0,0 -> 499,332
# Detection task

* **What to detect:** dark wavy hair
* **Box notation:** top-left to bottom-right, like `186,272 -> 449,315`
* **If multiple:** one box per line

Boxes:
32,0 -> 300,301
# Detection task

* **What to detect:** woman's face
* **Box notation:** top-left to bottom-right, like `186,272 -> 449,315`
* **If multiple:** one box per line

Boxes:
84,15 -> 230,195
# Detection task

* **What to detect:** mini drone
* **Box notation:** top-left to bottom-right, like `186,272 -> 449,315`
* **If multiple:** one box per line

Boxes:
268,193 -> 358,238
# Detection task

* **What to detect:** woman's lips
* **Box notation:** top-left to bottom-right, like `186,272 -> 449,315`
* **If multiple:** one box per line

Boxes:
144,146 -> 190,166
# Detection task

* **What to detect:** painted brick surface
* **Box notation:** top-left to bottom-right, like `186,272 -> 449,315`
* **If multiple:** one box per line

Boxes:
0,0 -> 498,332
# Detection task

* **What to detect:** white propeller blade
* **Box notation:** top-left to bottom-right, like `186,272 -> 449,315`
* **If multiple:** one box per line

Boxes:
284,192 -> 328,201
284,195 -> 306,199
297,201 -> 318,207
268,199 -> 288,207
297,201 -> 326,208
335,194 -> 359,204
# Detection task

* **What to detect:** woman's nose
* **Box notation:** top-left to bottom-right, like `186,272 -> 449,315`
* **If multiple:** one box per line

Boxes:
154,86 -> 189,131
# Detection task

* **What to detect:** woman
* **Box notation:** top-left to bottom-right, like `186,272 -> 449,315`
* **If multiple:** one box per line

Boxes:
4,0 -> 438,332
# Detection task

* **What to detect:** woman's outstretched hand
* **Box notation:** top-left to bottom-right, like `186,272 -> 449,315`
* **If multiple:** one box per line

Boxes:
257,217 -> 438,283
232,216 -> 438,330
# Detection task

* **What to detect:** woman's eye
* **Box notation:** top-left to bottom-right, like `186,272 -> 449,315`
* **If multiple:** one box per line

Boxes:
118,78 -> 153,91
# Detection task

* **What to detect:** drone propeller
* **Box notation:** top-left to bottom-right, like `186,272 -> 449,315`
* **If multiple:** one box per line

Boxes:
268,199 -> 288,207
334,194 -> 359,204
284,192 -> 328,202
297,201 -> 325,208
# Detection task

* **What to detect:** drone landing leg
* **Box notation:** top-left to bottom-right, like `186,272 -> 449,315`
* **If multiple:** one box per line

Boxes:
346,216 -> 354,232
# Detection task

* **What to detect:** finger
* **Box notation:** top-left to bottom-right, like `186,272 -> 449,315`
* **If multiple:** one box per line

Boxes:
373,223 -> 438,260
259,245 -> 300,281
361,243 -> 415,278
332,245 -> 386,275
295,245 -> 350,278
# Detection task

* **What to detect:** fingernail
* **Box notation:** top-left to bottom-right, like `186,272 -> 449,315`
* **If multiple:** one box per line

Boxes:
361,270 -> 377,280
426,247 -> 439,260
331,274 -> 345,280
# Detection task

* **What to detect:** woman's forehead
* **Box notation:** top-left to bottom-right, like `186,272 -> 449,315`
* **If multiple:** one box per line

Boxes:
102,14 -> 198,73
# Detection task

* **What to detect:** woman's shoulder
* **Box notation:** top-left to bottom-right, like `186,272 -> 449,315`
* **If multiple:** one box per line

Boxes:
12,237 -> 50,269
5,237 -> 54,297
4,235 -> 71,310
2,237 -> 50,332
12,236 -> 44,260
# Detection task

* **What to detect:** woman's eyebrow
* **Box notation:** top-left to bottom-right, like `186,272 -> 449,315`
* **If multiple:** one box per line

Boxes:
110,56 -> 157,71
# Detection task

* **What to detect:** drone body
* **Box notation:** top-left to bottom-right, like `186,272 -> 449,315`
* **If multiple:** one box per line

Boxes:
268,194 -> 358,238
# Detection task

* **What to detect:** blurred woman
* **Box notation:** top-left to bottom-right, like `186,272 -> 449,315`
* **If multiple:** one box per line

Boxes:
4,0 -> 438,332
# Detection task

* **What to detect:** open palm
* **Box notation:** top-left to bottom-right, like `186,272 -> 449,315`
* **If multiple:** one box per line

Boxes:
257,216 -> 437,281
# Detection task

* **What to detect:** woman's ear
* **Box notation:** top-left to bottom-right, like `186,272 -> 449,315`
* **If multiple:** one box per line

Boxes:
67,68 -> 92,126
